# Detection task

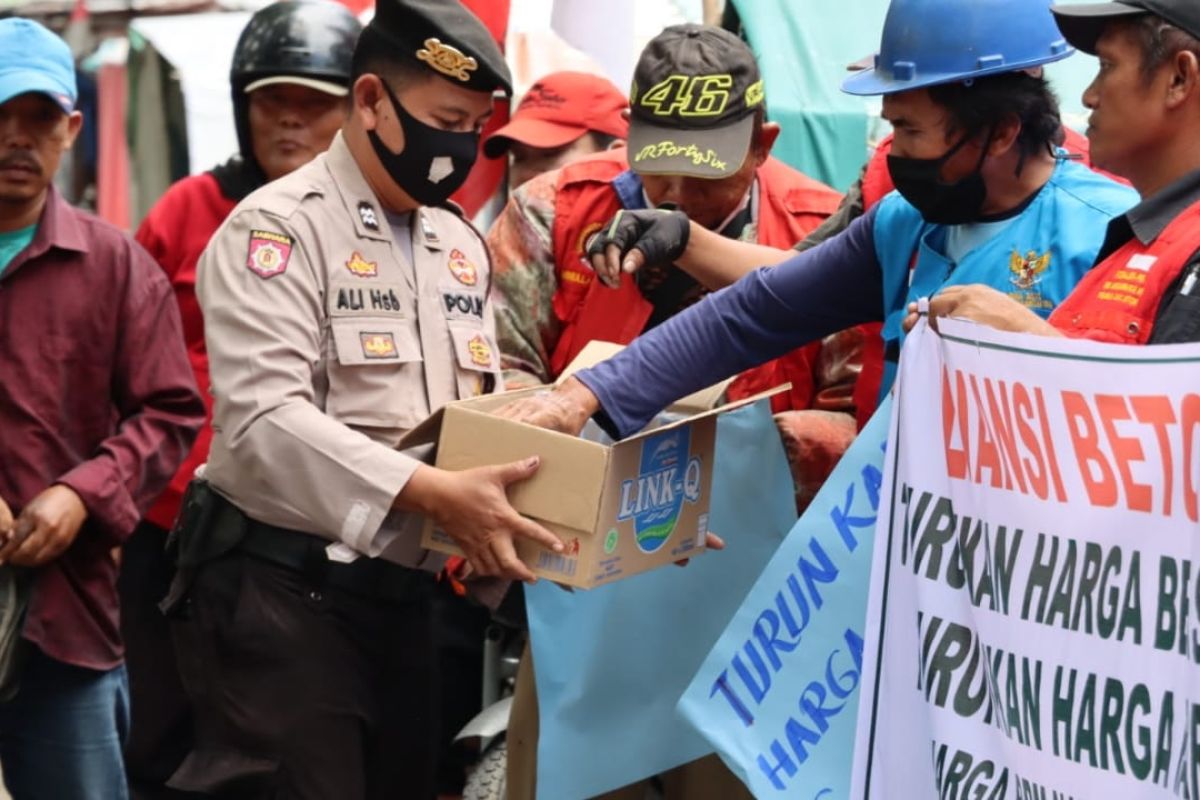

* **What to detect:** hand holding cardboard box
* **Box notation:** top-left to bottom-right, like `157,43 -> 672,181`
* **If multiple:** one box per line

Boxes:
401,343 -> 785,588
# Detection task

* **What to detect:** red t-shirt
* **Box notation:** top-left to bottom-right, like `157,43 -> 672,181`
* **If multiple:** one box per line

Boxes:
136,172 -> 239,530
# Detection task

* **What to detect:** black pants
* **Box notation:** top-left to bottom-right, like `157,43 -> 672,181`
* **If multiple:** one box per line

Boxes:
119,522 -> 200,800
168,550 -> 438,800
430,582 -> 490,794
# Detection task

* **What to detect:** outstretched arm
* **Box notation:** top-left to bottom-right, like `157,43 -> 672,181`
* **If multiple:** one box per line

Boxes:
501,208 -> 885,437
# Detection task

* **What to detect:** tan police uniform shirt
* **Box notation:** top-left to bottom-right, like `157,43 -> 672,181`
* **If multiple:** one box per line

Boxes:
197,132 -> 501,566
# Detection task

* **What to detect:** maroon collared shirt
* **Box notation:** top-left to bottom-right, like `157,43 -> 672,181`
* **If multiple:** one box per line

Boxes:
0,187 -> 203,670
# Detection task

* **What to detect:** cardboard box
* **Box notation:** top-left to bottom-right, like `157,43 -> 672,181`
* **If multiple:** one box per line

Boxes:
408,342 -> 781,588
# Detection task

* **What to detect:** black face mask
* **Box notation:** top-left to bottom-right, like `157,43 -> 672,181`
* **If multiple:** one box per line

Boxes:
886,127 -> 994,225
368,77 -> 479,206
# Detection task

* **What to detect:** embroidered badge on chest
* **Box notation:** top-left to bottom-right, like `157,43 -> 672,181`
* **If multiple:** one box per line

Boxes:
360,331 -> 399,360
346,251 -> 378,278
246,230 -> 293,279
468,333 -> 493,367
357,202 -> 379,231
1006,249 -> 1055,312
448,248 -> 478,286
1009,249 -> 1051,290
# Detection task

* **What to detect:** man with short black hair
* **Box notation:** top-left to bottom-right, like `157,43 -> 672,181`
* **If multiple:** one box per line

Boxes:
914,0 -> 1200,345
167,0 -> 563,796
123,7 -> 361,796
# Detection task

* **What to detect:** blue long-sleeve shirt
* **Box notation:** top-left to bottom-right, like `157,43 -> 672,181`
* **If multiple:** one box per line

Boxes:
577,207 -> 884,437
577,157 -> 1135,438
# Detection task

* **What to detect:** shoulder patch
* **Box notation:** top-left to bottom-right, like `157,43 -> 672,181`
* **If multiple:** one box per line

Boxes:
246,230 -> 293,279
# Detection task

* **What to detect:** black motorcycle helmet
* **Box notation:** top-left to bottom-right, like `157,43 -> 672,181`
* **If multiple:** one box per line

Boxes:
229,0 -> 362,173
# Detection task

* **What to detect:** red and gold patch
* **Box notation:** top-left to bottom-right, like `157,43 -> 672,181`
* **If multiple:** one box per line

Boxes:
360,331 -> 398,360
346,251 -> 378,278
246,230 -> 292,279
467,333 -> 492,367
448,248 -> 478,286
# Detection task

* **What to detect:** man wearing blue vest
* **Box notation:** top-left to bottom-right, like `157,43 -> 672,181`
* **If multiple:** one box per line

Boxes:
492,0 -> 1142,440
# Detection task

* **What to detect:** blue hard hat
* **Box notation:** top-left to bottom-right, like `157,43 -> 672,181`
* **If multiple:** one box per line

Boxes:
0,18 -> 76,113
842,0 -> 1075,96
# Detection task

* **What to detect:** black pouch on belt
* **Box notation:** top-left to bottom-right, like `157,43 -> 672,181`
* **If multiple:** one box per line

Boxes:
159,479 -> 249,617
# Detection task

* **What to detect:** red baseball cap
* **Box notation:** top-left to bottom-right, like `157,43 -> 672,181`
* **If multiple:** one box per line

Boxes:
483,71 -> 629,159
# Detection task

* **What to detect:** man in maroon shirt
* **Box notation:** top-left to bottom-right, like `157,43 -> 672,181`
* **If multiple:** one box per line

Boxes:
0,18 -> 203,800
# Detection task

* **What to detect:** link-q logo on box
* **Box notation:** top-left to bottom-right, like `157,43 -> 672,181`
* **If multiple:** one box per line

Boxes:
617,428 -> 702,553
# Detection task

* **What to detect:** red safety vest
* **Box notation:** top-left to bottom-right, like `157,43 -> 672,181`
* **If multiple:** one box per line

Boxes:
1049,196 -> 1200,343
546,149 -> 842,411
850,128 -> 1122,428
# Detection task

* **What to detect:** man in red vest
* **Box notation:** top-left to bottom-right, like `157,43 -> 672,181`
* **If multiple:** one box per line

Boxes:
493,24 -> 859,800
489,25 -> 862,511
916,0 -> 1200,346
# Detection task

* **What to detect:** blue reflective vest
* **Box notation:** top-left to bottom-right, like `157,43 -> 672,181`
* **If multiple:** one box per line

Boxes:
873,157 -> 1137,395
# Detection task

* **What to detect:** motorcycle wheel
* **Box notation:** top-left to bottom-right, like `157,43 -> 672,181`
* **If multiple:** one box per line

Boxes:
462,738 -> 507,800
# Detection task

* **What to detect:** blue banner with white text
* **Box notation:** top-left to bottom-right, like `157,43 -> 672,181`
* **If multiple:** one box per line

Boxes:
677,396 -> 892,797
527,400 -> 796,799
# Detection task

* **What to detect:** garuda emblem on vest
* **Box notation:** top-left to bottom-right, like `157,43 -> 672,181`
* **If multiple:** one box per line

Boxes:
1009,249 -> 1051,290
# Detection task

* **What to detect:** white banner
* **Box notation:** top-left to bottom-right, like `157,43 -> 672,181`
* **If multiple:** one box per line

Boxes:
852,318 -> 1200,800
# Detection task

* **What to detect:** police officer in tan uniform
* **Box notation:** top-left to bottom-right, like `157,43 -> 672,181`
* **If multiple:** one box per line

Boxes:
165,1 -> 562,797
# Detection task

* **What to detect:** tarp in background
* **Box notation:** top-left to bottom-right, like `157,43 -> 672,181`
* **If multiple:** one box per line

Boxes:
126,11 -> 247,226
731,0 -> 1101,192
96,46 -> 130,229
129,12 -> 248,189
526,400 -> 797,799
125,24 -> 190,226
